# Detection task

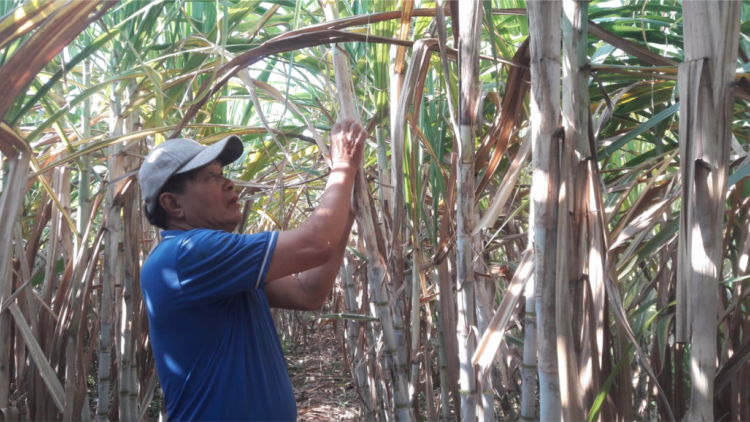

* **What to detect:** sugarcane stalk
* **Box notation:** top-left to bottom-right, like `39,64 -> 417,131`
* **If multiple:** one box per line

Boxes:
553,127 -> 585,421
434,271 -> 451,421
527,1 -> 563,420
321,3 -> 411,420
12,224 -> 32,405
423,311 -> 437,422
354,127 -> 411,422
78,59 -> 93,416
383,7 -> 412,390
473,213 -> 494,422
97,87 -> 123,422
520,272 -> 538,421
356,210 -> 410,422
341,254 -> 375,421
0,132 -> 31,409
376,127 -> 392,243
409,235 -> 421,405
455,135 -> 477,422
119,222 -> 134,422
111,243 -> 124,420
365,305 -> 391,422
389,108 -> 410,390
455,2 -> 482,421
341,257 -> 359,354
392,283 -> 409,391
114,82 -> 141,422
63,208 -> 102,421
126,85 -> 140,422
678,2 -> 742,420
558,0 -> 589,419
77,58 -> 91,261
408,157 -> 422,408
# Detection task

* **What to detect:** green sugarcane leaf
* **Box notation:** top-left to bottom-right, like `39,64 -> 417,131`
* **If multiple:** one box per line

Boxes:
602,102 -> 679,157
729,161 -> 750,187
31,259 -> 65,287
346,245 -> 368,263
11,29 -> 121,125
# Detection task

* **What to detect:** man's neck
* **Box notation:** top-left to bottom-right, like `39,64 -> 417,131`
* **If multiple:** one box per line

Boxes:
165,220 -> 233,233
165,220 -> 194,232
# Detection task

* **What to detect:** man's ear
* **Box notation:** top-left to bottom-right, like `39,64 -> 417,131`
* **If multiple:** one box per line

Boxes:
159,192 -> 184,220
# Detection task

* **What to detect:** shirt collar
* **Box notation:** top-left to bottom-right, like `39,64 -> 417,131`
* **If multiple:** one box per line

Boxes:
161,230 -> 186,240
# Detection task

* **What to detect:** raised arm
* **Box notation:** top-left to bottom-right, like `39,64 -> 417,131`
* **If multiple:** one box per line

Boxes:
263,119 -> 366,289
264,210 -> 355,310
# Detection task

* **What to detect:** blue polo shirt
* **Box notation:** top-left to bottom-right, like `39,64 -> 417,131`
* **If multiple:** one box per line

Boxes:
141,229 -> 296,421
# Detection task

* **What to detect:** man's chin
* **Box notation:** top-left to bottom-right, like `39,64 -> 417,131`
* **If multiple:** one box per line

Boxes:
228,216 -> 243,233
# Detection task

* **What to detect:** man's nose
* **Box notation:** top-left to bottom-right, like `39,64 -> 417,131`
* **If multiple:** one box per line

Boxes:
224,176 -> 236,191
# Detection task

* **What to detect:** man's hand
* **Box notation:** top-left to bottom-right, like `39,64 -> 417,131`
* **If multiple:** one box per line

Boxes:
330,119 -> 367,168
263,118 -> 369,310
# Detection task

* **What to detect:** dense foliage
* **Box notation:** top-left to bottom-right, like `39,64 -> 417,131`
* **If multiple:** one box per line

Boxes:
1,0 -> 750,421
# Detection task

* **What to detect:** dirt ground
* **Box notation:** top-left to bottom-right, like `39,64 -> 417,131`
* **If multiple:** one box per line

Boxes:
286,322 -> 362,422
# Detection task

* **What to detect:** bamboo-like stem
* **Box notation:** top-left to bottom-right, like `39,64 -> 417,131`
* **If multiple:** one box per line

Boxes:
119,192 -> 137,422
341,254 -> 375,421
355,196 -> 410,422
391,40 -> 438,397
0,133 -> 31,408
423,313 -> 437,422
97,88 -> 123,422
363,172 -> 412,418
388,45 -> 410,392
322,4 -> 411,420
409,222 -> 421,405
473,211 -> 494,422
558,0 -> 588,419
79,74 -> 94,415
455,128 -> 477,422
521,272 -> 538,421
527,1 -> 563,419
391,292 -> 408,396
12,225 -> 30,411
125,86 -> 140,422
584,161 -> 606,413
365,301 -> 392,422
77,58 -> 91,262
63,213 -> 103,421
434,267 -> 451,421
407,134 -> 423,409
388,28 -> 419,403
376,127 -> 392,244
0,241 -> 12,406
553,134 -> 585,421
111,242 -> 124,420
678,2 -> 741,420
456,4 -> 482,420
115,84 -> 141,422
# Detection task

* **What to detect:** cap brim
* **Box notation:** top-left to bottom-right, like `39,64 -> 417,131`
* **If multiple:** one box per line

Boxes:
176,135 -> 243,174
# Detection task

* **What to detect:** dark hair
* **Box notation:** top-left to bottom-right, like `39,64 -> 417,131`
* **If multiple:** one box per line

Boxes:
145,168 -> 201,230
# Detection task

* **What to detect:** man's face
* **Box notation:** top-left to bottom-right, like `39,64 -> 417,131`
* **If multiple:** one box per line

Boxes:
172,160 -> 242,232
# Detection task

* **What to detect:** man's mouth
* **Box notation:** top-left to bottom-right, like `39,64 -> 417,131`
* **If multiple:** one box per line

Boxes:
228,196 -> 239,206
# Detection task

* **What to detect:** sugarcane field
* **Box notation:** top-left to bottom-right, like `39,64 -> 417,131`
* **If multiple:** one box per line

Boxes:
3,0 -> 750,421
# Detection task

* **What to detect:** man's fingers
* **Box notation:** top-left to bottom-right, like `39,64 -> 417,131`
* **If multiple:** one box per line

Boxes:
339,118 -> 354,135
355,129 -> 368,145
349,122 -> 363,137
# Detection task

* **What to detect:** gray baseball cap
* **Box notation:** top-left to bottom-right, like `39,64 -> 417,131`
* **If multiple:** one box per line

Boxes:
139,136 -> 243,213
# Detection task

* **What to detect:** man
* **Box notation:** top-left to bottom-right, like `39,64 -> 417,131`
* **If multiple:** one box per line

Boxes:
138,119 -> 367,421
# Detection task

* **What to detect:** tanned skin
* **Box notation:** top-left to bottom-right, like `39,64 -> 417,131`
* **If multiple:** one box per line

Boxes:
157,119 -> 367,311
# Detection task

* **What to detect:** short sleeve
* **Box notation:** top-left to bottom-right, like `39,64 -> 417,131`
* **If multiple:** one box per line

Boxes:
175,229 -> 278,302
